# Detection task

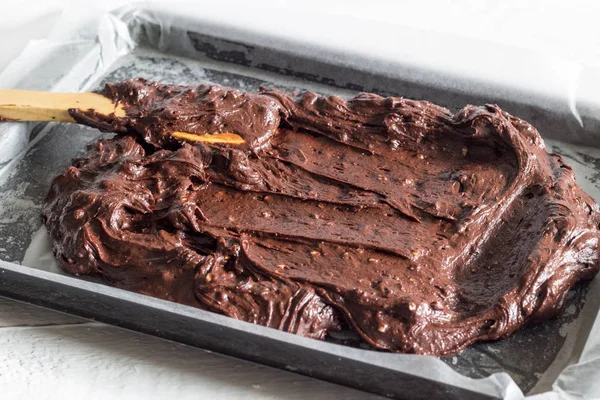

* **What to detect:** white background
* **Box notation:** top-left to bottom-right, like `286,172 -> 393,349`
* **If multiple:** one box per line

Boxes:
1,1 -> 600,399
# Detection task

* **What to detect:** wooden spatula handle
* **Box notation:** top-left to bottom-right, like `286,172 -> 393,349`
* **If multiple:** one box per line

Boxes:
0,90 -> 125,122
0,89 -> 245,145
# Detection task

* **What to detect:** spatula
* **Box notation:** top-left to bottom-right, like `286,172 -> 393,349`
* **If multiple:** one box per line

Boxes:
0,89 -> 245,144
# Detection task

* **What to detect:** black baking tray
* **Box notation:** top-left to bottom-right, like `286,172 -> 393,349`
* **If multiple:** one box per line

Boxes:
1,5 -> 599,399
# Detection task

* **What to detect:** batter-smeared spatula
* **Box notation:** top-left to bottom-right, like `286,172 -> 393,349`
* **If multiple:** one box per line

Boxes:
0,89 -> 245,145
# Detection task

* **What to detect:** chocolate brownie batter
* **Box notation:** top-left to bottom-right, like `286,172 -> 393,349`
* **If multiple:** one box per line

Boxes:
42,79 -> 600,355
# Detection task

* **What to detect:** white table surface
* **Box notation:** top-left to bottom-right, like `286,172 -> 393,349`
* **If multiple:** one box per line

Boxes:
1,1 -> 600,399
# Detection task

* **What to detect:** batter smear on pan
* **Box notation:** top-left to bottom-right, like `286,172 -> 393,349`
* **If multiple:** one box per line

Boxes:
42,79 -> 600,355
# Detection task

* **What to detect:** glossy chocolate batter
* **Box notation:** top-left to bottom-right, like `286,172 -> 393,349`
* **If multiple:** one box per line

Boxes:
42,78 -> 600,355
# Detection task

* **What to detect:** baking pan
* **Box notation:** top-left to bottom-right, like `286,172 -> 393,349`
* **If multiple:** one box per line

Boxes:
1,5 -> 600,399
